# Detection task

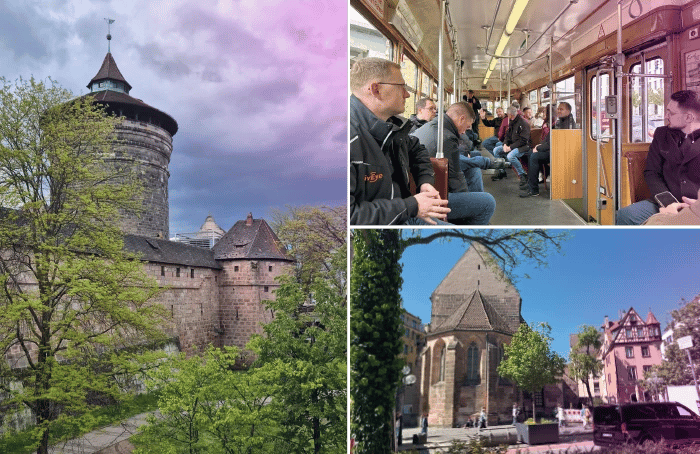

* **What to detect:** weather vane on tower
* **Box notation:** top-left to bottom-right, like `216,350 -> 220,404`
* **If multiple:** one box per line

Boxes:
104,17 -> 115,53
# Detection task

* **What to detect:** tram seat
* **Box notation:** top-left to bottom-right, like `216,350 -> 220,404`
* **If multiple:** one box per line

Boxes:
530,128 -> 542,147
409,157 -> 449,201
622,149 -> 651,203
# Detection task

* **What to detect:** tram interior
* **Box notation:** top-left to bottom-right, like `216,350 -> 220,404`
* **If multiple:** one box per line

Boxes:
350,0 -> 700,225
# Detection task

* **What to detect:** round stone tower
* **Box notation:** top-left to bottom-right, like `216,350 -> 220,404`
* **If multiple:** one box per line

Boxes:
86,52 -> 178,239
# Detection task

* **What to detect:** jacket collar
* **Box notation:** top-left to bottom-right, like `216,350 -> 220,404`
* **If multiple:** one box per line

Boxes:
350,94 -> 408,146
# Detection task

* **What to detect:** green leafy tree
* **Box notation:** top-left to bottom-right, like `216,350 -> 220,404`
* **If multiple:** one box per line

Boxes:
0,77 -> 168,454
569,325 -> 603,403
498,322 -> 566,422
137,205 -> 346,454
254,204 -> 346,453
653,296 -> 700,386
135,346 -> 281,454
271,205 -> 346,294
350,229 -> 567,453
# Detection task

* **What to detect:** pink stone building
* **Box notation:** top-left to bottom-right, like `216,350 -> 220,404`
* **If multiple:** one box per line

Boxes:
600,307 -> 663,404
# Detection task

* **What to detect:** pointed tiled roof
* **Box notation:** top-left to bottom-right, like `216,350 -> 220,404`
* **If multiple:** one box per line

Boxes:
433,290 -> 512,335
212,214 -> 293,261
646,311 -> 660,325
88,52 -> 132,92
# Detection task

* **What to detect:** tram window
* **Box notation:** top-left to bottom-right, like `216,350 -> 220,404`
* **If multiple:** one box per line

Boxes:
349,6 -> 393,63
401,55 -> 418,115
433,82 -> 438,100
591,74 -> 611,140
555,76 -> 577,125
630,59 -> 665,143
540,86 -> 550,103
421,71 -> 431,98
529,90 -> 538,114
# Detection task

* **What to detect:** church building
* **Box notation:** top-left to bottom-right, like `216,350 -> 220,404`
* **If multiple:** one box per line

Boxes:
420,244 -> 522,427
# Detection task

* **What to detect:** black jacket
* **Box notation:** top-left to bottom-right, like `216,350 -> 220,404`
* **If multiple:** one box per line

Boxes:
482,115 -> 503,131
408,114 -> 428,134
556,113 -> 576,130
644,126 -> 700,202
504,114 -> 531,152
536,114 -> 576,154
350,95 -> 435,225
411,116 -> 467,193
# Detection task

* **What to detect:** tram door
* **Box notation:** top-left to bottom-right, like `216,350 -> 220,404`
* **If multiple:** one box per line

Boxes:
619,44 -> 670,209
585,67 -> 615,225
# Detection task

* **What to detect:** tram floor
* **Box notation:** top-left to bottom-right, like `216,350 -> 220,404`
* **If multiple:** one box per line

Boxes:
482,169 -> 586,225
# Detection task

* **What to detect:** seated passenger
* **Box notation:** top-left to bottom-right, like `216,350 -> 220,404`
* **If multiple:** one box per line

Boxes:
493,106 -> 531,186
643,188 -> 700,225
522,107 -> 534,126
409,97 -> 437,133
411,102 -> 496,225
520,102 -> 575,197
616,90 -> 700,225
349,57 -> 450,225
480,106 -> 505,152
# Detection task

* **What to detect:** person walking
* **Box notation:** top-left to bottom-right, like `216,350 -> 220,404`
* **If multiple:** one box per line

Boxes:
557,405 -> 565,428
479,407 -> 487,429
512,403 -> 519,425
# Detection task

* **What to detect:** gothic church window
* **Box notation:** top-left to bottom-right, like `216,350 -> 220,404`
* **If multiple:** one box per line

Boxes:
466,342 -> 480,385
439,346 -> 446,382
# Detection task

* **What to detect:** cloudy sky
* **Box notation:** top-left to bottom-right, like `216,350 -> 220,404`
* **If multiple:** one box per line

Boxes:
0,0 -> 347,235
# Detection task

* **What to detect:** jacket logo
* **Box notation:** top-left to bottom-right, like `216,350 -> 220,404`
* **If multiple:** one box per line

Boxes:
364,172 -> 383,183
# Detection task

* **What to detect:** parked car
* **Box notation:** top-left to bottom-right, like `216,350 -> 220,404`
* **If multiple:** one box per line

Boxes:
593,402 -> 700,447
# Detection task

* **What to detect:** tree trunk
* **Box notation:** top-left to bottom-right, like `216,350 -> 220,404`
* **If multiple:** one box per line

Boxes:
584,380 -> 593,404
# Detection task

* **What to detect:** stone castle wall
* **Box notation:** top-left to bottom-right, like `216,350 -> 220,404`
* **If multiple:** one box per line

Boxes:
217,259 -> 292,351
108,120 -> 173,239
145,262 -> 221,355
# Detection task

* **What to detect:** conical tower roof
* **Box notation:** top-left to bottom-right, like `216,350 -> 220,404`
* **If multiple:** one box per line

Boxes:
88,52 -> 132,92
82,52 -> 178,136
212,213 -> 293,262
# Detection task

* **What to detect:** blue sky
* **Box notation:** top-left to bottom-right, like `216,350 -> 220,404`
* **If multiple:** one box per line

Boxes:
399,229 -> 700,358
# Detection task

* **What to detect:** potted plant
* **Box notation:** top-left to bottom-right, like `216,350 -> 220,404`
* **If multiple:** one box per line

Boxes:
497,323 -> 566,445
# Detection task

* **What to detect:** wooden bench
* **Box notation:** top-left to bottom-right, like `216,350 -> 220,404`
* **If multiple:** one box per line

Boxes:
622,149 -> 651,203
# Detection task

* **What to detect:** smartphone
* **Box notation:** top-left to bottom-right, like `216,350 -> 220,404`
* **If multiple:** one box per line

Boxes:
654,191 -> 679,208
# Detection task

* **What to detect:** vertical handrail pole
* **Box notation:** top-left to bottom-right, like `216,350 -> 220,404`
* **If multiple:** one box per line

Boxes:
437,0 -> 446,159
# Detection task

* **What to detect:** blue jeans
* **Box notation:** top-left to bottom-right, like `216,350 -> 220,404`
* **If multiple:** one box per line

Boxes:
459,155 -> 491,193
616,200 -> 659,225
446,191 -> 496,225
495,145 -> 527,176
482,136 -> 501,152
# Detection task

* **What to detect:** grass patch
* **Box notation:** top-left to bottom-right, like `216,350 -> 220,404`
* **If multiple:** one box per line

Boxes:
0,392 -> 160,454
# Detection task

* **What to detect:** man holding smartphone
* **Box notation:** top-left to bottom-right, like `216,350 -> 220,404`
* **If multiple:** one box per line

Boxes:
617,90 -> 700,225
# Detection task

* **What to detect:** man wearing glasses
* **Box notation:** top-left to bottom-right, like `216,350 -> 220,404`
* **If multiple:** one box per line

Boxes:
616,90 -> 700,224
350,57 -> 451,225
409,98 -> 437,133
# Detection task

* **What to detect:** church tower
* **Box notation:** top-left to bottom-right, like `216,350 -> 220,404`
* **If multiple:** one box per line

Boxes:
85,36 -> 178,239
